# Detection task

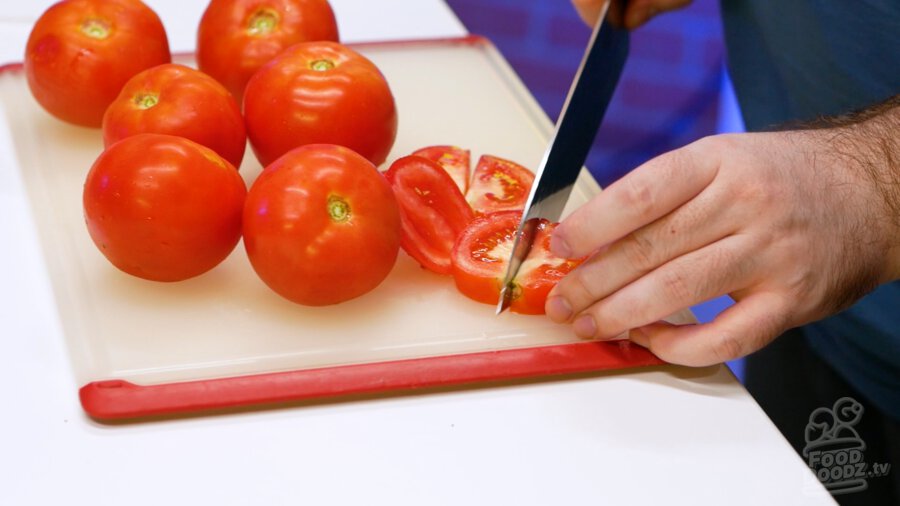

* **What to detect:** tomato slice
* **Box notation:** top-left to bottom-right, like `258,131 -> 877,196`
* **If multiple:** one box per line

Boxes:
451,211 -> 582,315
384,155 -> 475,275
466,155 -> 535,214
411,145 -> 471,194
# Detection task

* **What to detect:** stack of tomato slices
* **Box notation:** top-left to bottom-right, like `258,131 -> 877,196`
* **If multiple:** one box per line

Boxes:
385,146 -> 583,315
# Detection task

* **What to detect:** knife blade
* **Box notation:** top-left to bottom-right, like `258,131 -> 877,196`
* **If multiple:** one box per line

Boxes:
497,1 -> 629,314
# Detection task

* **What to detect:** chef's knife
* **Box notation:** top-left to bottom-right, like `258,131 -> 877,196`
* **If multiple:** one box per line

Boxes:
497,1 -> 629,314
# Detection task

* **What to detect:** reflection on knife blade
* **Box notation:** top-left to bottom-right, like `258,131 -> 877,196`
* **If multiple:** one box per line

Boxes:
497,1 -> 629,314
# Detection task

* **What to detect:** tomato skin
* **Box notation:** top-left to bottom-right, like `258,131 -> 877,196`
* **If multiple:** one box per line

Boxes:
451,211 -> 581,315
243,144 -> 401,306
83,134 -> 246,282
25,0 -> 171,127
102,64 -> 247,168
411,145 -> 471,194
197,0 -> 338,102
243,41 -> 397,167
384,155 -> 475,275
467,155 -> 535,214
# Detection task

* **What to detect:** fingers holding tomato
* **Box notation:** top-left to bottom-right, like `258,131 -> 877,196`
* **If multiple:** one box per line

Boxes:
83,134 -> 246,282
243,41 -> 398,167
243,144 -> 401,306
25,0 -> 171,127
197,0 -> 339,102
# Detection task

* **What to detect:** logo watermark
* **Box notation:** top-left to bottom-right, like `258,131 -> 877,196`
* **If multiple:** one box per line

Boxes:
803,397 -> 891,495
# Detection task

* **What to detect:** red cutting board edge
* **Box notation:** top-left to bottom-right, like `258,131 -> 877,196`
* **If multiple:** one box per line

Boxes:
2,36 -> 667,421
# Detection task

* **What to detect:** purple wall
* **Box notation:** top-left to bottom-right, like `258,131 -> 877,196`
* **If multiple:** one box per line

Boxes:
446,0 -> 725,182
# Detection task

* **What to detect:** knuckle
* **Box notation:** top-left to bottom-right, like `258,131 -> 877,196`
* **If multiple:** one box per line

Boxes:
659,268 -> 692,302
711,332 -> 745,363
620,231 -> 658,272
739,180 -> 775,207
694,133 -> 734,152
620,178 -> 655,221
592,302 -> 628,338
567,267 -> 602,304
687,135 -> 718,156
703,244 -> 743,291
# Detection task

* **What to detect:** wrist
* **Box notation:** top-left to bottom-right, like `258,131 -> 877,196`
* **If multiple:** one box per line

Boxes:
821,99 -> 900,281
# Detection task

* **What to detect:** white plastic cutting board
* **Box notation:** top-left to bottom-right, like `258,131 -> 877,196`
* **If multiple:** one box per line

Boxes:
0,38 -> 689,388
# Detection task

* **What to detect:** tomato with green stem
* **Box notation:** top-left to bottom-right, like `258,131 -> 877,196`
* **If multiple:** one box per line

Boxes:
197,0 -> 339,102
25,0 -> 170,127
243,41 -> 397,167
102,63 -> 247,168
243,144 -> 401,305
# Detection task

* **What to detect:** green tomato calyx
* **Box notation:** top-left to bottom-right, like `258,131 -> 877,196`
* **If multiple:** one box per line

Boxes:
327,195 -> 351,223
310,59 -> 335,72
81,18 -> 110,40
247,8 -> 279,36
133,93 -> 159,110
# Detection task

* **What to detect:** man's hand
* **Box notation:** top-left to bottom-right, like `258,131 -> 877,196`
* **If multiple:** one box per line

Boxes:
545,100 -> 900,366
572,0 -> 691,28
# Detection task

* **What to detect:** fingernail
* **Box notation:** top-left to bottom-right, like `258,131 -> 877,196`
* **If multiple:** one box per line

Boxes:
546,296 -> 573,322
550,233 -> 573,258
573,315 -> 597,338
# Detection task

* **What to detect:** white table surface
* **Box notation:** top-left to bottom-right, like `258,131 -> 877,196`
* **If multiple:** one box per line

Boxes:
0,1 -> 833,504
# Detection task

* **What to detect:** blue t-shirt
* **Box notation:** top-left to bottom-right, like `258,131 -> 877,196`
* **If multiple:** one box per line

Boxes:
720,0 -> 900,420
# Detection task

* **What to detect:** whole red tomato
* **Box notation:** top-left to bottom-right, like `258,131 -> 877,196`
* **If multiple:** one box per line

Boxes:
243,41 -> 397,167
197,0 -> 339,102
102,63 -> 247,168
25,0 -> 171,127
243,144 -> 401,305
83,134 -> 246,282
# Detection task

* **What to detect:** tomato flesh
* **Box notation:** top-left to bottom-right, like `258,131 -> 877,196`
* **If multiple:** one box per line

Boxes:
451,211 -> 581,314
411,145 -> 471,194
385,155 -> 475,275
243,144 -> 401,305
467,155 -> 535,214
102,63 -> 247,168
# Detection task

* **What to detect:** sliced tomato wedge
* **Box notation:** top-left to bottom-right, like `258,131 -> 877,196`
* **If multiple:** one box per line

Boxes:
411,145 -> 471,195
384,155 -> 475,275
466,155 -> 535,214
451,211 -> 582,315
